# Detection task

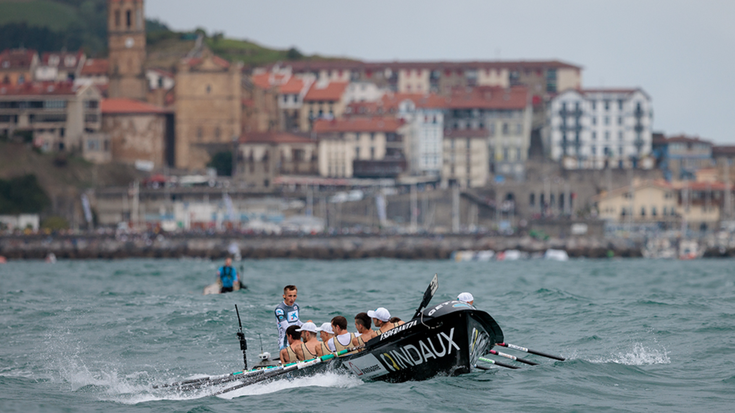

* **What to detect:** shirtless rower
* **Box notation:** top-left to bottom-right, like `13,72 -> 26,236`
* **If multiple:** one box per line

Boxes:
317,322 -> 334,355
279,325 -> 304,364
327,316 -> 355,353
296,322 -> 323,359
368,307 -> 396,335
352,312 -> 377,347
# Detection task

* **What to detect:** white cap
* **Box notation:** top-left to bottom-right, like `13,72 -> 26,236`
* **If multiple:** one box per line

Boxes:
367,307 -> 391,322
316,322 -> 334,334
457,292 -> 474,303
296,322 -> 318,333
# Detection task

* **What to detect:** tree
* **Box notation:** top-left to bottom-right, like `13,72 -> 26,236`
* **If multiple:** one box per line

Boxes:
0,174 -> 50,214
207,151 -> 233,177
286,47 -> 304,60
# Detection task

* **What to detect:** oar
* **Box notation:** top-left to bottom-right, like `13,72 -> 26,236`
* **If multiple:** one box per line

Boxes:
154,365 -> 276,390
413,273 -> 439,319
213,348 -> 354,396
488,349 -> 538,366
496,342 -> 565,361
477,357 -> 520,370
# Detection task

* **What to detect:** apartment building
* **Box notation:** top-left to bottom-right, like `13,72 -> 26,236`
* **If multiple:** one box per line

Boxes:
300,80 -> 349,132
236,132 -> 318,190
389,93 -> 446,177
100,98 -> 171,167
0,81 -> 102,153
442,129 -> 489,188
546,88 -> 653,170
35,51 -> 86,82
314,117 -> 406,178
0,49 -> 39,85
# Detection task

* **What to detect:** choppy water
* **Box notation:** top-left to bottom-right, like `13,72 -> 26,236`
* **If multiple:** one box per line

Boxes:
1,258 -> 734,412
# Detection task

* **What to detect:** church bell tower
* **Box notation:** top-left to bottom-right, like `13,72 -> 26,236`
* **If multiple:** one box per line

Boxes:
107,0 -> 147,100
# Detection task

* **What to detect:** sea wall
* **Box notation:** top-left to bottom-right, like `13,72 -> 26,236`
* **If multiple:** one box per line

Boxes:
0,234 -> 658,260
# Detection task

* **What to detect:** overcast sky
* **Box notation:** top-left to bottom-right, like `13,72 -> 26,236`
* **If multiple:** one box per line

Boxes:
147,0 -> 735,144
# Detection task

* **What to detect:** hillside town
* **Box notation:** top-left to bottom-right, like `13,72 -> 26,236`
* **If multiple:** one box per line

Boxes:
1,0 -> 735,260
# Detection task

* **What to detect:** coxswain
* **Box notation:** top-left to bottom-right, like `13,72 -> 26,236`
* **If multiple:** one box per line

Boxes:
457,292 -> 474,305
316,323 -> 334,355
368,307 -> 396,335
327,316 -> 355,352
216,257 -> 239,293
275,285 -> 303,350
352,312 -> 377,347
279,325 -> 304,364
296,322 -> 323,359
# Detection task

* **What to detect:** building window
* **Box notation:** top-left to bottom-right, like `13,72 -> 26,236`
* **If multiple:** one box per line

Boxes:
604,100 -> 610,111
215,127 -> 221,139
592,132 -> 597,140
605,131 -> 610,140
618,117 -> 623,125
652,206 -> 657,216
618,131 -> 623,140
605,117 -> 610,125
502,123 -> 509,135
591,146 -> 596,155
115,10 -> 120,27
126,10 -> 132,28
618,100 -> 624,110
355,146 -> 360,159
370,147 -> 375,159
516,124 -> 522,134
206,85 -> 211,94
196,127 -> 203,140
640,206 -> 646,216
592,117 -> 597,125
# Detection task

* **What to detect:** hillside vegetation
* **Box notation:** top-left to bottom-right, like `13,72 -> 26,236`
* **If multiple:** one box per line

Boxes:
0,0 -> 346,66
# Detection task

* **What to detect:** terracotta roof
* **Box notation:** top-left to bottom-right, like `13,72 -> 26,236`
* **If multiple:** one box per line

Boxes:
40,51 -> 84,68
313,117 -> 402,133
671,181 -> 728,191
304,81 -> 348,101
80,58 -> 108,76
263,59 -> 582,72
382,92 -> 447,110
0,81 -> 77,96
278,77 -> 304,94
713,145 -> 735,157
101,98 -> 169,114
0,49 -> 37,70
445,86 -> 528,110
444,128 -> 489,139
665,135 -> 713,145
239,132 -> 314,144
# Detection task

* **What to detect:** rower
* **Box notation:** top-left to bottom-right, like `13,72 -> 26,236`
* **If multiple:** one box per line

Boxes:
368,307 -> 396,335
457,292 -> 474,305
316,323 -> 334,355
296,322 -> 323,359
279,325 -> 304,364
389,316 -> 406,326
275,285 -> 303,350
327,316 -> 355,353
216,257 -> 239,293
352,312 -> 377,348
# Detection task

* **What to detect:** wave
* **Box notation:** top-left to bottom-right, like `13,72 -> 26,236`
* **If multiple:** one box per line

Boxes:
217,371 -> 363,399
587,342 -> 670,365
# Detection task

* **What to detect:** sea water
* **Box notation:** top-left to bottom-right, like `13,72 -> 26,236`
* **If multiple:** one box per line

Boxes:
1,258 -> 734,412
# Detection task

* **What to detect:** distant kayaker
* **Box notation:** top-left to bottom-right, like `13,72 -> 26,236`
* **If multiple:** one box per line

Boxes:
368,307 -> 396,335
216,257 -> 239,293
279,325 -> 303,364
275,285 -> 303,350
457,292 -> 474,305
316,323 -> 334,355
352,312 -> 377,347
296,322 -> 323,359
327,316 -> 355,352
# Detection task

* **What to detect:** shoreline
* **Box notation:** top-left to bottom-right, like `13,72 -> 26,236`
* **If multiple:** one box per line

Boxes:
2,234 -> 734,260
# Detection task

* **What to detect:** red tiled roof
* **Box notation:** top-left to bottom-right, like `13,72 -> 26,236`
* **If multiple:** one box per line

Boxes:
40,50 -> 84,68
101,98 -> 169,114
251,73 -> 273,89
671,181 -> 728,191
80,58 -> 108,76
444,128 -> 489,139
304,81 -> 348,101
313,117 -> 402,133
581,88 -> 640,95
239,132 -> 314,144
0,48 -> 37,70
382,92 -> 447,110
0,81 -> 77,96
263,59 -> 582,72
445,86 -> 528,110
713,145 -> 735,157
278,77 -> 304,94
666,135 -> 713,145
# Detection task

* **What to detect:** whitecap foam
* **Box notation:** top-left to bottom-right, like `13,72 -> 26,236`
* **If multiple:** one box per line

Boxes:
218,372 -> 364,399
589,342 -> 670,365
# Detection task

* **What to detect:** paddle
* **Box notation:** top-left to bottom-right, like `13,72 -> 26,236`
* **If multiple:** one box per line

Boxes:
477,357 -> 520,370
235,304 -> 247,370
413,273 -> 439,319
213,348 -> 357,396
496,342 -> 566,361
153,365 -> 276,390
488,349 -> 538,366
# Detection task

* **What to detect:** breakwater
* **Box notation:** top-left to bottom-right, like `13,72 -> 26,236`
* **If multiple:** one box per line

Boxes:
2,234 -> 734,260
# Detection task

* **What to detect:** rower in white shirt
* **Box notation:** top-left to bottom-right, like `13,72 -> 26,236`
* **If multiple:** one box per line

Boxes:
327,316 -> 355,352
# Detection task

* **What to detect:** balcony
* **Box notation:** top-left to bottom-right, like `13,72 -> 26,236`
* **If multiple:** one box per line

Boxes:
353,159 -> 407,178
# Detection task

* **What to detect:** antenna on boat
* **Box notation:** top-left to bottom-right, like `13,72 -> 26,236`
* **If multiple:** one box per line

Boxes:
235,304 -> 248,370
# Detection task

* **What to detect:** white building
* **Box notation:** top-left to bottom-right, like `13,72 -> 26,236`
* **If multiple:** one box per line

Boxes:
394,94 -> 445,176
343,81 -> 386,104
546,88 -> 653,169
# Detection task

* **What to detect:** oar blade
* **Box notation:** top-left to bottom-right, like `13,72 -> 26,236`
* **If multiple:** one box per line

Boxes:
413,274 -> 439,319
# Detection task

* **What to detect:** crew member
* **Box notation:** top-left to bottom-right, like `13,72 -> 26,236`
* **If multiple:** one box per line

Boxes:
279,325 -> 304,364
327,316 -> 355,352
389,316 -> 406,326
317,323 -> 334,355
296,322 -> 323,359
275,285 -> 303,350
368,307 -> 396,335
352,312 -> 377,347
457,292 -> 474,305
217,257 -> 239,293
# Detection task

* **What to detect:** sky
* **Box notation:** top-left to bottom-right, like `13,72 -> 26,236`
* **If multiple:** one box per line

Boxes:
146,0 -> 735,144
